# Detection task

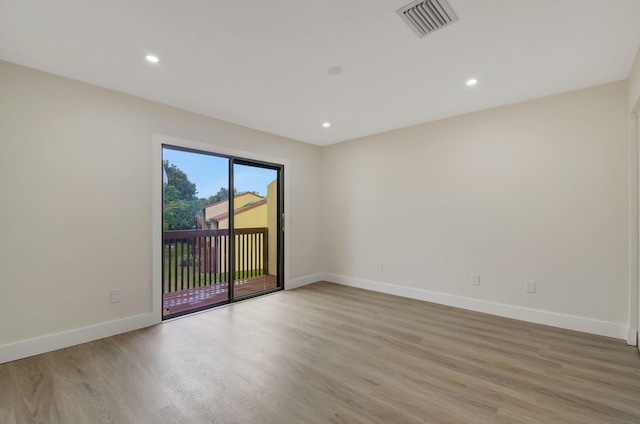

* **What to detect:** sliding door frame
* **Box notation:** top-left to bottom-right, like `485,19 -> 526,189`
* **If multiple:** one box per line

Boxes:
231,158 -> 285,302
152,134 -> 290,322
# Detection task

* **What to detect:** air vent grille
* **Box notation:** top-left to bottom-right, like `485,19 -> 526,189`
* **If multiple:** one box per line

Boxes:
397,0 -> 459,38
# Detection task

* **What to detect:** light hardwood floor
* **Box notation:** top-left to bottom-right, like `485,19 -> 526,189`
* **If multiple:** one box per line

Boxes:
1,282 -> 639,423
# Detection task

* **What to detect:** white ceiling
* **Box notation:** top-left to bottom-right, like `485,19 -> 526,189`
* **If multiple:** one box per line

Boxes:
1,0 -> 639,146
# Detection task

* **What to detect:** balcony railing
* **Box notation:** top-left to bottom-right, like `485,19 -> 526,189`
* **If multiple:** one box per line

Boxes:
162,228 -> 268,295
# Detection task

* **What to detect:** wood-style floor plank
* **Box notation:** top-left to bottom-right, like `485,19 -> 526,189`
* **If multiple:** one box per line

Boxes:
1,282 -> 639,423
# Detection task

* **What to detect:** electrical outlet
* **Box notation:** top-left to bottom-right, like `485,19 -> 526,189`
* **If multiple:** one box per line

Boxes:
378,261 -> 384,271
471,274 -> 480,286
111,289 -> 121,303
526,280 -> 536,294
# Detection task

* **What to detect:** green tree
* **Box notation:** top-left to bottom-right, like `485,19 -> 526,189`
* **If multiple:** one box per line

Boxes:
163,161 -> 202,230
205,187 -> 233,205
164,161 -> 196,200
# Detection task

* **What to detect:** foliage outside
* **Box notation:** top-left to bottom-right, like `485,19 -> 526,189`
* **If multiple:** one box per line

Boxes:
163,160 -> 259,230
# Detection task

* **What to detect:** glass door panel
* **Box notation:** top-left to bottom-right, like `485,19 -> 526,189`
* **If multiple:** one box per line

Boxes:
232,163 -> 280,298
162,147 -> 231,318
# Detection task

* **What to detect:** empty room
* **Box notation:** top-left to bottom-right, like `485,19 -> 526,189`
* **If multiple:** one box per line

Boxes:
2,0 -> 640,423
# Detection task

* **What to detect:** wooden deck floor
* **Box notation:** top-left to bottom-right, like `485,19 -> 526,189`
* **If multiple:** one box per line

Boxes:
163,274 -> 278,316
2,282 -> 639,423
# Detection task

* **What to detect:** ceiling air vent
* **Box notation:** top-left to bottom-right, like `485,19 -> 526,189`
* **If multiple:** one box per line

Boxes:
397,0 -> 459,38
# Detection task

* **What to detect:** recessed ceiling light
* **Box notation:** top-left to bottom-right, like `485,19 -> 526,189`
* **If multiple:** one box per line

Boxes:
466,78 -> 478,87
323,122 -> 331,128
146,55 -> 159,63
328,66 -> 343,75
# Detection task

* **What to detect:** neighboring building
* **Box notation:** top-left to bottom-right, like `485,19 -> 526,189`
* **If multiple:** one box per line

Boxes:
210,198 -> 267,230
196,192 -> 263,229
193,182 -> 278,276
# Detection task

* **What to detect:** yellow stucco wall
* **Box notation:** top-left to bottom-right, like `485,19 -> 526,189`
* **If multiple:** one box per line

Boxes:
267,180 -> 277,276
204,192 -> 262,223
232,202 -> 267,229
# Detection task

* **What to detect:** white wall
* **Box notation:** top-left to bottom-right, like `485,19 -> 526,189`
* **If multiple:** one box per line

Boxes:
629,46 -> 640,113
321,81 -> 629,334
0,61 -> 322,360
1,57 -> 636,362
628,46 -> 640,346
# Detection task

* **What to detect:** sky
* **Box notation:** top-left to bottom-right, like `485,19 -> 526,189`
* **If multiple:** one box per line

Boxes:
163,148 -> 277,198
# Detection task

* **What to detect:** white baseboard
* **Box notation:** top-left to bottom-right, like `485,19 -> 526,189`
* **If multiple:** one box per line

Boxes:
286,273 -> 324,290
0,313 -> 159,364
2,273 -> 629,364
1,272 -> 320,364
322,273 -> 628,340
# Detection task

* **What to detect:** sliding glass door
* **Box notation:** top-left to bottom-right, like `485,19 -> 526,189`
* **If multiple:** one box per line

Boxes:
161,145 -> 283,319
231,162 -> 280,299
